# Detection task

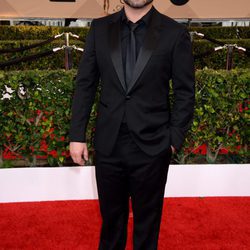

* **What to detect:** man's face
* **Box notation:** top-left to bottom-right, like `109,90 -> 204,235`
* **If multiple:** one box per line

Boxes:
123,0 -> 153,9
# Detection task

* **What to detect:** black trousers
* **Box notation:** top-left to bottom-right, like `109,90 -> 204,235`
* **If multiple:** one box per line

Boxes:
95,122 -> 172,250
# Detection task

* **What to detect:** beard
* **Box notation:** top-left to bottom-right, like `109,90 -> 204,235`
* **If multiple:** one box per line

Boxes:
123,0 -> 153,9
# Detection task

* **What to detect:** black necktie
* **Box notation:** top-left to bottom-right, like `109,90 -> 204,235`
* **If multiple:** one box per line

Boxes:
125,21 -> 140,91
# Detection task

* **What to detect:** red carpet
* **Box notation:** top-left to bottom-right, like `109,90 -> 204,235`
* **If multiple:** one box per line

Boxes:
0,198 -> 249,249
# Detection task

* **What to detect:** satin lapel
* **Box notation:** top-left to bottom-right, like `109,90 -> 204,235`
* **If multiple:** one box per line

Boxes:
108,14 -> 127,93
127,11 -> 162,94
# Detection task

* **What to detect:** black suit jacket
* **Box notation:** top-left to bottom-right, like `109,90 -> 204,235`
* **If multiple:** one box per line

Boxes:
69,6 -> 195,156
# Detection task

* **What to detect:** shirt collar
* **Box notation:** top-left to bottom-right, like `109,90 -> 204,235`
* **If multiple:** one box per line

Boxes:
121,6 -> 155,26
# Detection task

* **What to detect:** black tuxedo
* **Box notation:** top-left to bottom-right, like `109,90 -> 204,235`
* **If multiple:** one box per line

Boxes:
69,6 -> 195,156
69,6 -> 195,250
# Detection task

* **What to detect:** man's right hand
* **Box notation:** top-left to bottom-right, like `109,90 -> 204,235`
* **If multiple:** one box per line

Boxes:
69,142 -> 89,166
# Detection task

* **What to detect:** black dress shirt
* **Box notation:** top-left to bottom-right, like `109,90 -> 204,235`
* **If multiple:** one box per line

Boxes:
120,7 -> 155,79
120,7 -> 154,123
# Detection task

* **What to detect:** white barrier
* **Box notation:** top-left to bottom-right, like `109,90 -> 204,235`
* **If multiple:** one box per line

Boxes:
0,164 -> 249,203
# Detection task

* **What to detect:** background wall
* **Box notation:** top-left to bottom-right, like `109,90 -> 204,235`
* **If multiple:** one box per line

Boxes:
0,0 -> 250,19
0,165 -> 250,203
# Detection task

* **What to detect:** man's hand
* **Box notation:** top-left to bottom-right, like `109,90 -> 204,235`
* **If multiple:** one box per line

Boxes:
70,142 -> 88,166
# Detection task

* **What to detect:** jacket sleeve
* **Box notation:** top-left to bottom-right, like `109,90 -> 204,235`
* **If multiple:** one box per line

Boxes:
170,27 -> 195,151
69,19 -> 100,142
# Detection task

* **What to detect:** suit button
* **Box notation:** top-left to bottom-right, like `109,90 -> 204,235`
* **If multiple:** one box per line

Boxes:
125,95 -> 131,100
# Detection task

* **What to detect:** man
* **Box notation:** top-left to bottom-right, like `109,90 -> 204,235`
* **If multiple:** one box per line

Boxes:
69,0 -> 195,249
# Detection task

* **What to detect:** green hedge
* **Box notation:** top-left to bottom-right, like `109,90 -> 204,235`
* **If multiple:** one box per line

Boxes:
0,70 -> 76,167
181,69 -> 249,164
0,25 -> 249,40
0,39 -> 249,70
0,26 -> 89,41
0,69 -> 249,167
193,39 -> 250,69
0,25 -> 249,70
189,26 -> 250,39
0,40 -> 83,71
